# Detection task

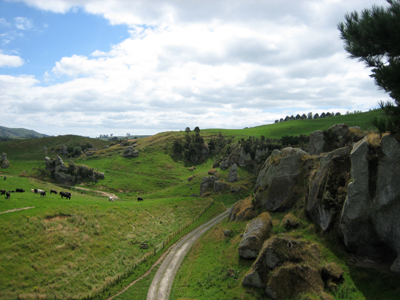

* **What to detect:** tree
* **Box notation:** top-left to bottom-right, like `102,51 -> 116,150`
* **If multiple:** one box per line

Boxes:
194,126 -> 200,133
338,0 -> 400,133
185,127 -> 191,134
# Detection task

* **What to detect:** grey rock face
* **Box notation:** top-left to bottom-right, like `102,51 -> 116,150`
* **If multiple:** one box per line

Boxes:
122,146 -> 139,158
340,135 -> 400,270
254,147 -> 308,211
228,163 -> 238,182
200,176 -> 217,196
238,212 -> 272,259
306,146 -> 352,231
43,146 -> 47,152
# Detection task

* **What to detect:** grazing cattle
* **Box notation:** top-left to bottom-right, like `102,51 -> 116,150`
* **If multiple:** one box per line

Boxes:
31,189 -> 34,193
109,197 -> 114,202
5,191 -> 10,199
60,191 -> 71,199
40,191 -> 46,197
0,189 -> 5,195
139,243 -> 149,249
137,197 -> 143,201
16,189 -> 25,193
4,176 -> 6,180
50,190 -> 57,194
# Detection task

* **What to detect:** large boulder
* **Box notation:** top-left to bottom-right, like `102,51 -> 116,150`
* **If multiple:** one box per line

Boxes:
238,212 -> 273,259
200,176 -> 217,196
243,237 -> 323,299
45,156 -> 55,172
122,146 -> 139,158
306,146 -> 352,231
254,147 -> 308,211
340,135 -> 400,270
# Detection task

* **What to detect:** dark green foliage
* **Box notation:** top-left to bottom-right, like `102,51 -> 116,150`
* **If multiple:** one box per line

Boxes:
281,134 -> 309,147
171,130 -> 208,163
338,0 -> 400,133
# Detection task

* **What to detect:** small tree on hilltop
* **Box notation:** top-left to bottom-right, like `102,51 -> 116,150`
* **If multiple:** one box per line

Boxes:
338,0 -> 400,134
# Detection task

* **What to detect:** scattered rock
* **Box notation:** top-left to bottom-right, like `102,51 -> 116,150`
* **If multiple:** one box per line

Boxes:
188,166 -> 196,171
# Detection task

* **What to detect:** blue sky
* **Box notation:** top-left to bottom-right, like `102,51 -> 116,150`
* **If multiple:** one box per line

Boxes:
0,0 -> 392,137
0,1 -> 129,81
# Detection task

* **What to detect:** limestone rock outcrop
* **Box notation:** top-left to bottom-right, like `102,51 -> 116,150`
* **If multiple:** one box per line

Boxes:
238,212 -> 272,259
45,155 -> 105,184
340,135 -> 400,271
254,147 -> 308,211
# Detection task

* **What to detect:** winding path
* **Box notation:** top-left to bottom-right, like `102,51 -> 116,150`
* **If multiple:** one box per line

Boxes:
147,209 -> 229,300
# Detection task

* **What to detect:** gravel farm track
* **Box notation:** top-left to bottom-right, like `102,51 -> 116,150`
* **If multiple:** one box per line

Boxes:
147,209 -> 229,300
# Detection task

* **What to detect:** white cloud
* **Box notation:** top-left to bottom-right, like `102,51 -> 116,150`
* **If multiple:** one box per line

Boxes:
14,17 -> 33,30
0,52 -> 24,67
1,0 -> 392,136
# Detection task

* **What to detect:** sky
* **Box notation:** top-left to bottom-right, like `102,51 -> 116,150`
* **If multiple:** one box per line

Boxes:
0,0 -> 392,137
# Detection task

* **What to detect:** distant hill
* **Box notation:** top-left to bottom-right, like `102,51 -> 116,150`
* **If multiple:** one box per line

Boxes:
0,126 -> 48,139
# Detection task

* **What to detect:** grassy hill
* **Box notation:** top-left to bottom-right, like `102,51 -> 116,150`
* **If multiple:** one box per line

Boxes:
1,109 -> 397,300
0,126 -> 48,139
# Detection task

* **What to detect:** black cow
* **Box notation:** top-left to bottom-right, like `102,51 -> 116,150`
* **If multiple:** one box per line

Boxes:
137,197 -> 143,201
40,191 -> 46,197
16,189 -> 25,193
50,190 -> 57,194
0,189 -> 5,195
60,192 -> 71,200
4,176 -> 6,180
5,191 -> 10,199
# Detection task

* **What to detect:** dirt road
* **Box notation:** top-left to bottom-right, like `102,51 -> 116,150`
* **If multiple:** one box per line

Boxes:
147,209 -> 229,300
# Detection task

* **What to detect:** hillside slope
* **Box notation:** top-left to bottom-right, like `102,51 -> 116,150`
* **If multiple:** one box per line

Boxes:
0,126 -> 47,139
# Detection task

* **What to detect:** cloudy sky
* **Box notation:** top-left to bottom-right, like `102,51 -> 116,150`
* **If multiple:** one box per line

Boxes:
0,0 -> 392,137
